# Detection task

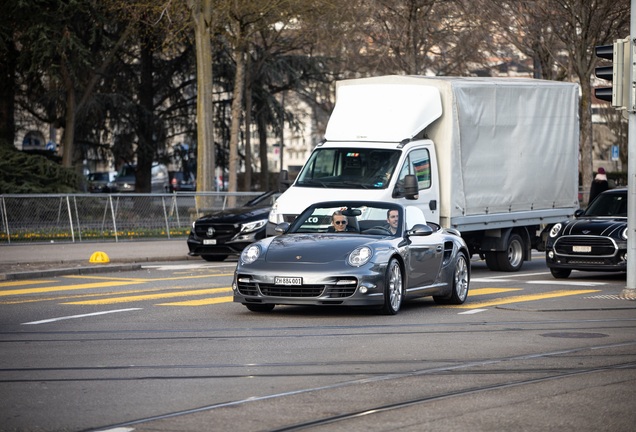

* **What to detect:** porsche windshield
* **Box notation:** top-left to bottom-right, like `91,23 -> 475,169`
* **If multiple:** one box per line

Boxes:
295,148 -> 401,189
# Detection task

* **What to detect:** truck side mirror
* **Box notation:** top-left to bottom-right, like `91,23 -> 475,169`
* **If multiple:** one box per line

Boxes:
397,174 -> 419,200
278,170 -> 291,192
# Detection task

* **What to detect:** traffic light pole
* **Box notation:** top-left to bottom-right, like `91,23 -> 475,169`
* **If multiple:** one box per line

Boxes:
624,0 -> 636,298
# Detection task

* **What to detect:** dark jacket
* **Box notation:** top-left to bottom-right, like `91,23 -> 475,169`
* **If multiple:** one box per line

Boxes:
589,179 -> 609,203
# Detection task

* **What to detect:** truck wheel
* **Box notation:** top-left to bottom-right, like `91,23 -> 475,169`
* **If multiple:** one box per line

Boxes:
550,268 -> 572,279
496,234 -> 524,272
485,252 -> 500,271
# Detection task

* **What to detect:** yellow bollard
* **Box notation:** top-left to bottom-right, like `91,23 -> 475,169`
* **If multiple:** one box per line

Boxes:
89,251 -> 110,264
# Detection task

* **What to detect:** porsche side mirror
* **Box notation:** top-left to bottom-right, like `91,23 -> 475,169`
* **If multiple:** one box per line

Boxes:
406,224 -> 434,237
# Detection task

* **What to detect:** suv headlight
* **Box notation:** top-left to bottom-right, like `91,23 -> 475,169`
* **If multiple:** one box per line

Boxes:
549,223 -> 562,238
240,219 -> 267,234
622,227 -> 628,240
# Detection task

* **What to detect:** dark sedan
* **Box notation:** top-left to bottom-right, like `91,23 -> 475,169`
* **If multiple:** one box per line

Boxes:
233,200 -> 470,315
187,191 -> 278,262
546,188 -> 627,278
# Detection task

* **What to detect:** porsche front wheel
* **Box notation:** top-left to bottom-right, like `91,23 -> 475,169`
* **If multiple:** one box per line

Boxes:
380,258 -> 404,315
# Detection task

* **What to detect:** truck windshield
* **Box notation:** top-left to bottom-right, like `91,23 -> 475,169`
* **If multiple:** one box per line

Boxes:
295,148 -> 401,189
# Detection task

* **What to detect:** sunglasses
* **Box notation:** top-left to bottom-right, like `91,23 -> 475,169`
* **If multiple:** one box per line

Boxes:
334,220 -> 347,225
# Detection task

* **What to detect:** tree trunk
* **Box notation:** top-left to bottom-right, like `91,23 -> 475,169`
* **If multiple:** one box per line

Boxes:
60,57 -> 76,168
135,32 -> 156,193
0,34 -> 16,149
228,45 -> 246,207
257,111 -> 269,190
579,77 -> 594,205
188,0 -> 215,198
243,56 -> 253,190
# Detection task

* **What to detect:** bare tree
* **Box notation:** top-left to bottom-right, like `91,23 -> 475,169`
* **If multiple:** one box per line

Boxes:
479,0 -> 629,192
188,0 -> 216,194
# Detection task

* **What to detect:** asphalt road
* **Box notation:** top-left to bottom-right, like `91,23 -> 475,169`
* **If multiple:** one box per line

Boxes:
1,248 -> 635,432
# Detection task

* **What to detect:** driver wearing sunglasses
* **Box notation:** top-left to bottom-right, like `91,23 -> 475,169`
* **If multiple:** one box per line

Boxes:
329,210 -> 355,233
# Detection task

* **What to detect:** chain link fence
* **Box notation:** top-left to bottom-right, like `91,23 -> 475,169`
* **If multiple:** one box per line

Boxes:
0,192 -> 264,244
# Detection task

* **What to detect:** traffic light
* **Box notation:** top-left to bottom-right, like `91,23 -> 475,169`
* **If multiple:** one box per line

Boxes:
594,37 -> 631,110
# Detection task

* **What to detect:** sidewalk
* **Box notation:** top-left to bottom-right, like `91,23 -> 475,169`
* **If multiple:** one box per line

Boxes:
0,239 -> 197,280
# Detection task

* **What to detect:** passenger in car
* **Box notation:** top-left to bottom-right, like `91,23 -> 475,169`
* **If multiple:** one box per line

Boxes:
384,209 -> 399,234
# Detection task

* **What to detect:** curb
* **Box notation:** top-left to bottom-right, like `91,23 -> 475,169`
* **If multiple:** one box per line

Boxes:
0,264 -> 143,281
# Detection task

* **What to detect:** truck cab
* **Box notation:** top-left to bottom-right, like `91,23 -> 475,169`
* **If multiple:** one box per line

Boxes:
267,139 -> 440,235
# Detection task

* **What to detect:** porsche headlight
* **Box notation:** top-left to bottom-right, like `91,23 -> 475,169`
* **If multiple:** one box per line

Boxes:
549,223 -> 562,238
622,227 -> 628,240
348,246 -> 372,267
240,219 -> 267,234
241,244 -> 261,264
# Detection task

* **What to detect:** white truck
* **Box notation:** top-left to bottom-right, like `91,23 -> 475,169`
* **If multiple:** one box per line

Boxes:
267,75 -> 580,271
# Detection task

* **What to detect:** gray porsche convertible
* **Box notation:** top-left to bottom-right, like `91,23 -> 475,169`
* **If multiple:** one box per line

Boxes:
233,201 -> 470,315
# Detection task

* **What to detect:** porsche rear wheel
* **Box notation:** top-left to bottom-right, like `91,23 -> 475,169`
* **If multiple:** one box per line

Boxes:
434,252 -> 469,305
380,258 -> 404,315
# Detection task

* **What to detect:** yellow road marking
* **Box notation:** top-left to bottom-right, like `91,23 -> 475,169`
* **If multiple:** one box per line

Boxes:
0,286 -> 202,305
469,288 -> 522,296
64,287 -> 233,305
451,289 -> 601,308
0,281 -> 142,296
158,296 -> 234,306
0,280 -> 57,287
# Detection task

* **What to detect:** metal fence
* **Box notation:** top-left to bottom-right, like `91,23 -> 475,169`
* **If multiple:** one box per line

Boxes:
0,192 -> 264,244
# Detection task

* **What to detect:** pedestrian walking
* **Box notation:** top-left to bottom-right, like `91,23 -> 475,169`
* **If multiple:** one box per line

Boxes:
589,167 -> 609,204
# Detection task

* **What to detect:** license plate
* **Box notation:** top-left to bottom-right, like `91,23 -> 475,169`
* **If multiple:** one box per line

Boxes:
572,245 -> 591,253
203,239 -> 217,245
275,276 -> 302,286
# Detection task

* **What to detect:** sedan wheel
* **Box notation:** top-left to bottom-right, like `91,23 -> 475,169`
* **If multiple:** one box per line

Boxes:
380,258 -> 403,315
550,268 -> 572,279
434,252 -> 469,305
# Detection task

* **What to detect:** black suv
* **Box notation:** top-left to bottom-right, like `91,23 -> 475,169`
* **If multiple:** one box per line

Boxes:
187,191 -> 278,262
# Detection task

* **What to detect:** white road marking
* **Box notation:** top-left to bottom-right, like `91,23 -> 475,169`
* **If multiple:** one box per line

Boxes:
527,280 -> 607,286
21,308 -> 142,325
94,428 -> 135,432
458,309 -> 487,314
471,278 -> 515,283
93,428 -> 135,432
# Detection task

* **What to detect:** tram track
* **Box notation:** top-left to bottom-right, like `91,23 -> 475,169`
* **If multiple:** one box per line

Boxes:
80,340 -> 636,432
